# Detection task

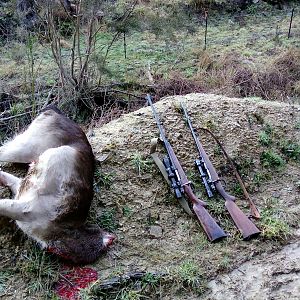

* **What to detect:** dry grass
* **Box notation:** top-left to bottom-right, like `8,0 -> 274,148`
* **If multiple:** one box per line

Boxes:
153,48 -> 300,102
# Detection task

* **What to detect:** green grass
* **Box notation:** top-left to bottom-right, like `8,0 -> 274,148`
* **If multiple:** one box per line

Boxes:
280,140 -> 300,161
1,2 -> 299,102
131,152 -> 152,176
97,208 -> 119,232
16,244 -> 59,297
259,124 -> 274,146
89,272 -> 163,300
252,171 -> 272,187
259,131 -> 272,146
206,196 -> 226,216
217,254 -> 231,271
0,272 -> 10,295
259,198 -> 290,241
260,150 -> 286,169
174,260 -> 206,294
94,169 -> 115,189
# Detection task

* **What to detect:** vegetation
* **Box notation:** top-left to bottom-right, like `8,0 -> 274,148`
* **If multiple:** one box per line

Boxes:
259,198 -> 291,240
0,0 -> 299,299
97,208 -> 119,232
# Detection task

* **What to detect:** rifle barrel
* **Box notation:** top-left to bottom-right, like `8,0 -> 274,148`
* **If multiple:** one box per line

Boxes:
147,95 -> 227,241
181,102 -> 260,240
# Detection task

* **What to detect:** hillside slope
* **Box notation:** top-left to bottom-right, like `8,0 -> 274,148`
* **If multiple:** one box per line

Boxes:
88,93 -> 300,298
0,93 -> 299,299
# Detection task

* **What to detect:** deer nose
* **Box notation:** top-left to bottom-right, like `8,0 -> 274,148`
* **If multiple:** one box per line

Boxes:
103,232 -> 116,248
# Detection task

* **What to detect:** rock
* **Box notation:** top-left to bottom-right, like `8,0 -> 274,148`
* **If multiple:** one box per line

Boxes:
149,225 -> 163,238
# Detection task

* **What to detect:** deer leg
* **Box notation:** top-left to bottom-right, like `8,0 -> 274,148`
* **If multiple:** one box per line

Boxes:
0,113 -> 59,163
0,198 -> 32,221
0,171 -> 22,196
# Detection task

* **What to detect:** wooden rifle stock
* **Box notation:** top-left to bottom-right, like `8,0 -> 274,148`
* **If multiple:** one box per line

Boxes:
168,145 -> 227,242
215,182 -> 260,240
199,146 -> 261,240
181,103 -> 260,240
147,94 -> 226,242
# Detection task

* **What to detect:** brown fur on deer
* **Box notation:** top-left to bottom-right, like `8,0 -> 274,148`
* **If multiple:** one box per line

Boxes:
0,106 -> 115,264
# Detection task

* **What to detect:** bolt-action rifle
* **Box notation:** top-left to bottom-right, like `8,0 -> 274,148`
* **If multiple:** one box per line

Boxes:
180,102 -> 260,240
147,94 -> 227,242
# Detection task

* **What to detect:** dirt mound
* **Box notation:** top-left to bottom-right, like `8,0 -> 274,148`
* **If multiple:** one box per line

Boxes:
88,93 -> 300,298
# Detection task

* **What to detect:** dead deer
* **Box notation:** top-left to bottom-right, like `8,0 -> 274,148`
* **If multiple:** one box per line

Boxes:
0,106 -> 115,264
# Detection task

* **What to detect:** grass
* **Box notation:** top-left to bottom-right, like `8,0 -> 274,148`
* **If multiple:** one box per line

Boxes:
88,272 -> 163,300
280,140 -> 300,161
259,131 -> 272,146
0,2 -> 299,299
1,2 -> 299,100
0,271 -> 10,295
174,260 -> 206,295
97,208 -> 119,232
16,244 -> 59,297
206,196 -> 226,216
131,152 -> 152,176
252,171 -> 272,187
260,150 -> 286,169
259,198 -> 290,241
94,169 -> 115,190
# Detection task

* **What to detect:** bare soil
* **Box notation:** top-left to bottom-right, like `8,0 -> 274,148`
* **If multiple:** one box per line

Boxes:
202,233 -> 300,300
0,93 -> 299,299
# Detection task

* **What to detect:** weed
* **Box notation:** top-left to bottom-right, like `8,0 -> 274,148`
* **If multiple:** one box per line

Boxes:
131,153 -> 152,176
252,171 -> 272,187
259,131 -> 272,146
280,140 -> 300,161
97,208 -> 118,232
9,41 -> 26,63
94,169 -> 115,189
175,260 -> 206,294
193,232 -> 209,251
220,217 -> 239,238
260,150 -> 286,169
218,254 -> 231,271
206,196 -> 225,216
10,102 -> 25,116
233,183 -> 243,196
17,244 -> 59,296
116,289 -> 143,300
259,198 -> 290,241
0,272 -> 10,294
259,124 -> 274,146
25,34 -> 38,116
142,272 -> 160,289
122,205 -> 133,218
235,157 -> 254,177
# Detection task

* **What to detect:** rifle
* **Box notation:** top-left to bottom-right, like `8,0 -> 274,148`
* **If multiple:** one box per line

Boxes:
146,94 -> 227,242
180,102 -> 260,240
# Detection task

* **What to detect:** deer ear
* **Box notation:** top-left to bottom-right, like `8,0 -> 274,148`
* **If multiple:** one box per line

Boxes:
102,233 -> 116,248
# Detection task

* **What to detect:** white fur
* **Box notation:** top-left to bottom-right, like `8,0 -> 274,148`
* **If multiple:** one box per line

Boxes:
0,110 -> 94,251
